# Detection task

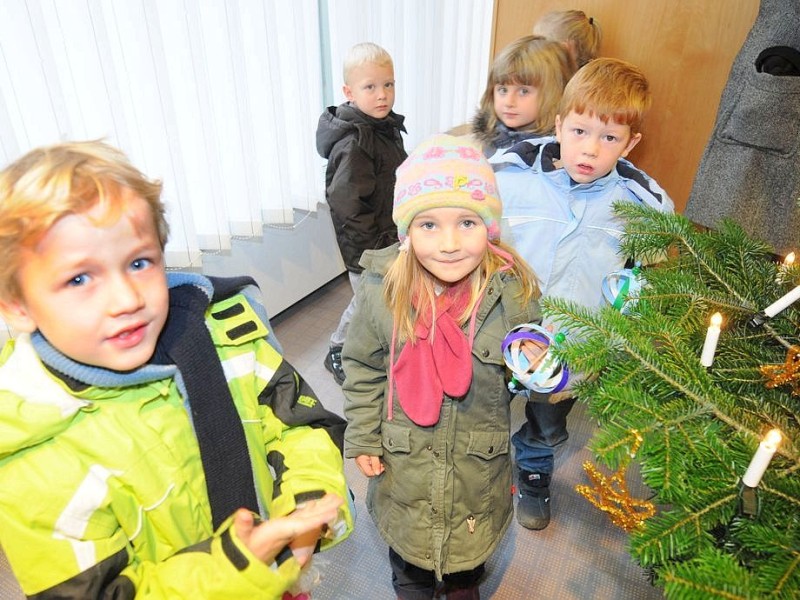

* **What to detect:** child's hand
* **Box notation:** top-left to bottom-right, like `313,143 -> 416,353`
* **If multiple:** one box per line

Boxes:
233,493 -> 343,567
288,525 -> 320,566
287,497 -> 334,565
519,339 -> 547,370
355,454 -> 384,477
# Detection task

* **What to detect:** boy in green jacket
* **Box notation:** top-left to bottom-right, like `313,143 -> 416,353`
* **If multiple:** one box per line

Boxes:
0,140 -> 352,598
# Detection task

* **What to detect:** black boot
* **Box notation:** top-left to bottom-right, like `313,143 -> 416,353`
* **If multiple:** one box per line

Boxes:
516,470 -> 551,530
324,345 -> 345,385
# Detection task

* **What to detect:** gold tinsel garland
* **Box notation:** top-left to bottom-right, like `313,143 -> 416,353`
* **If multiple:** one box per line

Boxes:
575,430 -> 656,532
760,344 -> 800,395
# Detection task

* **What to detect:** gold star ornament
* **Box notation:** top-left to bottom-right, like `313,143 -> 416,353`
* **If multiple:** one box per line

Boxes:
575,430 -> 656,532
760,345 -> 800,395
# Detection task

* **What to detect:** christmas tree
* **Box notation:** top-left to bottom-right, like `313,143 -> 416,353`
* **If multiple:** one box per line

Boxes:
543,203 -> 799,599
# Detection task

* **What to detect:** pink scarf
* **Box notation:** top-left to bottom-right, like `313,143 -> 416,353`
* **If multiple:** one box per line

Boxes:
389,282 -> 476,426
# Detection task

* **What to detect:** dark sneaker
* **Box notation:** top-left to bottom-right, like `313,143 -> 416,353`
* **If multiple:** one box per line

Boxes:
324,345 -> 345,385
516,470 -> 551,530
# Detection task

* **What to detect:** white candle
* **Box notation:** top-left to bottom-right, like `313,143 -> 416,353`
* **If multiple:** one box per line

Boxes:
775,252 -> 796,283
700,312 -> 722,367
742,429 -> 782,487
764,285 -> 800,318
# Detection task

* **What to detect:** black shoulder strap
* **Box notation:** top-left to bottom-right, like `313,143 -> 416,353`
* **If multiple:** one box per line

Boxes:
156,283 -> 259,529
207,275 -> 258,303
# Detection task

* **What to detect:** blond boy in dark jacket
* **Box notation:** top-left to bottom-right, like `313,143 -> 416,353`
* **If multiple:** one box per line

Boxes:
316,42 -> 407,386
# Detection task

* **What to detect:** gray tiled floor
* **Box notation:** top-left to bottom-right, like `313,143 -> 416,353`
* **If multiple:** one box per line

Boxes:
0,274 -> 665,599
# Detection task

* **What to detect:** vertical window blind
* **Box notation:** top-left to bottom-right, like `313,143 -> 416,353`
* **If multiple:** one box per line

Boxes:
0,0 -> 492,341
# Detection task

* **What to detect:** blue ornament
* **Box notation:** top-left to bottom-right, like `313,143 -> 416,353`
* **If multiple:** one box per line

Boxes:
602,265 -> 645,315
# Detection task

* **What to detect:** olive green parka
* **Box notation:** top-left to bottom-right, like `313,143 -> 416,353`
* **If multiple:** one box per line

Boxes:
342,245 -> 540,579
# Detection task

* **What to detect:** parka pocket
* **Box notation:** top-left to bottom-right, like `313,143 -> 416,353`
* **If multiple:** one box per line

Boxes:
381,420 -> 411,454
377,421 -> 427,508
466,430 -> 510,460
472,329 -> 505,367
461,430 -> 513,523
718,68 -> 800,156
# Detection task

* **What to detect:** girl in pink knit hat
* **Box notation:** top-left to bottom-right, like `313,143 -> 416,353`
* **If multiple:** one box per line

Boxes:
341,134 -> 542,599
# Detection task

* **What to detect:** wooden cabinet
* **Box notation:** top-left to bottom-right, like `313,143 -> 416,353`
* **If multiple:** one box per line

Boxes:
492,0 -> 759,212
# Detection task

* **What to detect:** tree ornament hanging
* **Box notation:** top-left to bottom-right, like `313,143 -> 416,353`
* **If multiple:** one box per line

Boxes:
760,345 -> 800,395
501,323 -> 569,393
601,264 -> 645,315
575,430 -> 656,532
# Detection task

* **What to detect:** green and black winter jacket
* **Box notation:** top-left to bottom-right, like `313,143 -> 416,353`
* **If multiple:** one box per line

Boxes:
0,273 -> 352,599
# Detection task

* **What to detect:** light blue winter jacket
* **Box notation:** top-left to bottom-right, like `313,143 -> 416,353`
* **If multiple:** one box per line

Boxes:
493,140 -> 675,309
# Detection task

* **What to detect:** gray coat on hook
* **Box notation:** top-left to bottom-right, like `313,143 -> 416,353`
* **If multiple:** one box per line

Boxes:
684,0 -> 800,254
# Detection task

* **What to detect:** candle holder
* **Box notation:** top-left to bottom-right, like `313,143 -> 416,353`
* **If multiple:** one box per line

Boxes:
747,311 -> 768,329
737,480 -> 761,518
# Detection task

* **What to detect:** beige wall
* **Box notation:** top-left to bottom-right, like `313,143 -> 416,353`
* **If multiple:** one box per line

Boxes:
492,0 -> 759,213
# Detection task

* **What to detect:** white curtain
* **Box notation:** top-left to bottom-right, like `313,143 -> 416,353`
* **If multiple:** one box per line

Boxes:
0,0 -> 493,342
0,0 -> 326,267
325,0 -> 493,151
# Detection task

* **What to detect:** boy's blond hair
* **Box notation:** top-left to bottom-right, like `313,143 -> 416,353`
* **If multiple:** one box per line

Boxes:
384,240 -> 539,343
0,140 -> 168,302
477,35 -> 575,137
533,9 -> 602,68
558,57 -> 652,134
343,42 -> 394,84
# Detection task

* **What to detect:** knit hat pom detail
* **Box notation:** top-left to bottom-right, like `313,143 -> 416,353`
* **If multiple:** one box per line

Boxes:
393,134 -> 502,242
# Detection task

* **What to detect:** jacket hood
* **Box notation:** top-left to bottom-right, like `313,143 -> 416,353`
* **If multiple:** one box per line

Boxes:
0,332 -> 182,459
0,272 -> 221,458
471,109 -> 494,145
316,103 -> 406,159
471,109 -> 555,151
0,334 -> 91,458
494,139 -> 672,211
357,242 -> 401,276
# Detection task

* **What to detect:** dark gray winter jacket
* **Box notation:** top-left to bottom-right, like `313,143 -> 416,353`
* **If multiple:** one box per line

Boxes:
316,103 -> 407,272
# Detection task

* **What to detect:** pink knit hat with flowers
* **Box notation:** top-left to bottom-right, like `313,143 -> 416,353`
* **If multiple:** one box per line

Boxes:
393,134 -> 502,242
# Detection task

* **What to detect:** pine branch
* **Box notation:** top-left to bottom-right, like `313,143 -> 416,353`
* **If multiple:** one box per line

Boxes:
542,205 -> 800,598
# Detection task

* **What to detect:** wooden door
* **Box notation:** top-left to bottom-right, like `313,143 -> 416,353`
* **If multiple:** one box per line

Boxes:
492,0 -> 759,212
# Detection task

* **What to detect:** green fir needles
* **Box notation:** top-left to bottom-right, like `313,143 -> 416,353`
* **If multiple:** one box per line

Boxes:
544,203 -> 799,599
